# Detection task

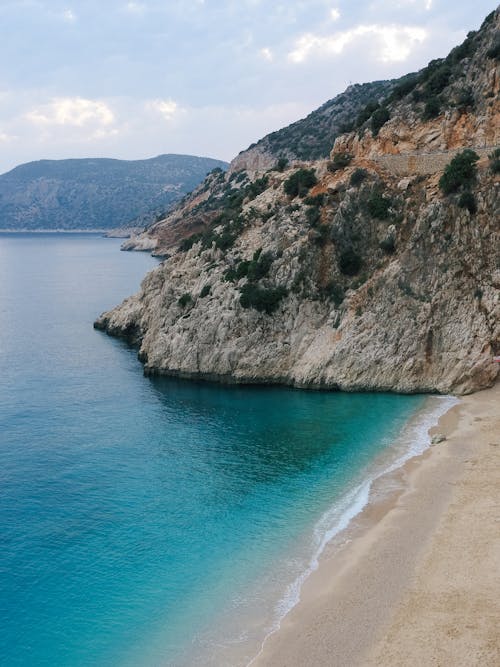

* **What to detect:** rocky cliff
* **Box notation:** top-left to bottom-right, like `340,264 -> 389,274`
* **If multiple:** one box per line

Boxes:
0,154 -> 228,231
96,9 -> 500,395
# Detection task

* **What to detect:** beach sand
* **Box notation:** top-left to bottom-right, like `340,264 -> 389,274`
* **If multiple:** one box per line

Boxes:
252,383 -> 500,667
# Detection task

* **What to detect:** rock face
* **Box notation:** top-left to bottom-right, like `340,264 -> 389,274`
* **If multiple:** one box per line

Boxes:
96,10 -> 500,395
0,154 -> 228,231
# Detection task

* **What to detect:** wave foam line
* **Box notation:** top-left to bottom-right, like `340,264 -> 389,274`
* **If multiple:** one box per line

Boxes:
248,394 -> 459,666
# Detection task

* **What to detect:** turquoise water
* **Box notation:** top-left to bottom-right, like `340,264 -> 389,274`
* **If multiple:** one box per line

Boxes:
0,233 -> 433,666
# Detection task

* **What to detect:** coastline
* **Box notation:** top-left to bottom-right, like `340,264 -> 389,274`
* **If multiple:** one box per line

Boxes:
250,382 -> 500,667
0,229 -> 109,233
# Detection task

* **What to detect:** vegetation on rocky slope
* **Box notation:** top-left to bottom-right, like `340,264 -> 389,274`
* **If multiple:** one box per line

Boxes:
96,9 -> 500,395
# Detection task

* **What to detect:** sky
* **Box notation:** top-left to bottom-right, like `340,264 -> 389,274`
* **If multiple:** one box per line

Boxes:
0,0 -> 497,173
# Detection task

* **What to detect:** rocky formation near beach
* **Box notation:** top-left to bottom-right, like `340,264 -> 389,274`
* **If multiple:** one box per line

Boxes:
95,9 -> 500,395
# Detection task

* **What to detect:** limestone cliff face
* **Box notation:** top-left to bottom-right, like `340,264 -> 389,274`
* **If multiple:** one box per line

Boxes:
97,10 -> 500,394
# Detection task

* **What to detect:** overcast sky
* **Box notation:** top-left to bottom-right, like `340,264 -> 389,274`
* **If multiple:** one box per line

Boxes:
0,0 -> 497,173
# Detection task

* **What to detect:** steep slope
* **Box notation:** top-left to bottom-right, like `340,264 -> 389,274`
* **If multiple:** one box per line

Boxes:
0,154 -> 228,230
96,9 -> 500,395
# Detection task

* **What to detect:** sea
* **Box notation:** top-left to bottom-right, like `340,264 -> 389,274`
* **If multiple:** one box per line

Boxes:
0,233 -> 455,666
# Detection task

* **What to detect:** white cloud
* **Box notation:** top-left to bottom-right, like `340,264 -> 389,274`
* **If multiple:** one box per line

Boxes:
288,24 -> 427,64
330,8 -> 341,21
147,99 -> 179,121
26,97 -> 115,127
0,132 -> 13,143
62,9 -> 76,23
259,47 -> 274,62
124,1 -> 146,14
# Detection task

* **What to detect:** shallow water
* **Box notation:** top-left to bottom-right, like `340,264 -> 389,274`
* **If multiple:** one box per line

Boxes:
0,233 -> 428,666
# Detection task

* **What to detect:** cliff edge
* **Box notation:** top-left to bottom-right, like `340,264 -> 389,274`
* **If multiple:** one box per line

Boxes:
96,9 -> 500,394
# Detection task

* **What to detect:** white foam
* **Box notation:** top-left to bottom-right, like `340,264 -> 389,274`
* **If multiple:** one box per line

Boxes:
247,394 -> 459,666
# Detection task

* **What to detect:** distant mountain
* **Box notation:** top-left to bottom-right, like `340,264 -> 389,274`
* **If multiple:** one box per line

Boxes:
0,154 -> 228,231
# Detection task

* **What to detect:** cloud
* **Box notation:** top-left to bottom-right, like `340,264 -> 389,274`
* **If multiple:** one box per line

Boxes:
0,132 -> 13,143
147,99 -> 179,121
62,9 -> 76,23
288,24 -> 427,64
330,8 -> 341,21
259,47 -> 274,62
26,97 -> 115,127
124,1 -> 146,14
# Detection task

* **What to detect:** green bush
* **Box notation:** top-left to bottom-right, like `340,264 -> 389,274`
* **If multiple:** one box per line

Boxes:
339,249 -> 362,276
304,193 -> 325,206
487,38 -> 500,61
424,63 -> 452,96
239,283 -> 288,314
371,107 -> 390,136
356,101 -> 379,127
246,175 -> 269,200
389,74 -> 419,101
178,293 -> 192,308
178,233 -> 201,252
489,148 -> 500,174
305,206 -> 321,227
284,168 -> 318,198
324,282 -> 345,307
458,191 -> 477,214
455,87 -> 474,110
367,191 -> 392,219
275,157 -> 289,172
350,168 -> 368,187
439,149 -> 479,194
379,237 -> 396,254
423,96 -> 441,120
327,152 -> 353,171
199,284 -> 211,298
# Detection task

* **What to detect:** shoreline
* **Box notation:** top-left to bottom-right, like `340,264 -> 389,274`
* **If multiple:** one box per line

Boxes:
0,229 -> 109,234
250,383 -> 500,666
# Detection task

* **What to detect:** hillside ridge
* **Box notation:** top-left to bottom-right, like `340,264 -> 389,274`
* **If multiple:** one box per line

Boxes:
96,8 -> 500,395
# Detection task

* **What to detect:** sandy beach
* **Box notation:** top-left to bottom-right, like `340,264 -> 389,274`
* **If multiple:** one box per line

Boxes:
252,383 -> 500,667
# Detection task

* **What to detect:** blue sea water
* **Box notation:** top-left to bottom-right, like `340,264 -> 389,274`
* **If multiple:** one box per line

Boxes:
0,233 -> 445,666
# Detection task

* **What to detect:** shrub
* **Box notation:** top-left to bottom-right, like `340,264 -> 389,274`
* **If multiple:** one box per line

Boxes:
371,107 -> 390,136
439,149 -> 479,194
350,168 -> 368,187
178,293 -> 192,308
379,237 -> 396,254
305,206 -> 321,227
489,148 -> 500,174
275,157 -> 289,172
199,284 -> 211,298
328,152 -> 353,171
284,168 -> 318,198
367,191 -> 392,219
423,96 -> 441,120
178,233 -> 201,252
325,282 -> 345,307
246,175 -> 269,200
304,193 -> 325,206
458,191 -> 477,214
246,251 -> 273,281
339,249 -> 362,276
424,63 -> 452,96
239,283 -> 288,314
356,101 -> 379,127
487,38 -> 500,61
456,87 -> 474,110
390,74 -> 419,101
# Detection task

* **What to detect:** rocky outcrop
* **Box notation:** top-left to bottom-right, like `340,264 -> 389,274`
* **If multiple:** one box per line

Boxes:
95,9 -> 500,395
